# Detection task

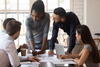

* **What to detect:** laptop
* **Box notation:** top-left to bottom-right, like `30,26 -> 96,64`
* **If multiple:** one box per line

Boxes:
55,43 -> 65,55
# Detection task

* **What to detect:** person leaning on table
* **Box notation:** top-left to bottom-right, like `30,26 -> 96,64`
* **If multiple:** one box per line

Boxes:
60,25 -> 100,67
25,0 -> 50,55
48,7 -> 81,55
0,20 -> 39,67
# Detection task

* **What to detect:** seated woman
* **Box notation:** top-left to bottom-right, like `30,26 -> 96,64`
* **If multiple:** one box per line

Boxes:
60,25 -> 100,67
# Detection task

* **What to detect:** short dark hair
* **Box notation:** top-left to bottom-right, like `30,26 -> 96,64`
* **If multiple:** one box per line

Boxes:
31,0 -> 45,15
54,7 -> 66,17
3,18 -> 16,29
6,20 -> 21,36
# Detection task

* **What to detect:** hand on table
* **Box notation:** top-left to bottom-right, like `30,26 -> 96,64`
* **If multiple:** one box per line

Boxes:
48,50 -> 54,56
59,55 -> 71,59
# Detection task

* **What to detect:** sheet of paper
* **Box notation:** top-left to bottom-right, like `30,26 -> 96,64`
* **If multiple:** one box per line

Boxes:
21,62 -> 40,67
51,58 -> 76,65
38,54 -> 76,65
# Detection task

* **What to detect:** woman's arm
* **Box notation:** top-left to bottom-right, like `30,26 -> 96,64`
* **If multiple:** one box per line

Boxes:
60,53 -> 80,59
39,14 -> 50,54
74,48 -> 90,65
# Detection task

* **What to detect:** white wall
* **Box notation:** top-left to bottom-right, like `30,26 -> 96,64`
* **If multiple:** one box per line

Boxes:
85,0 -> 100,37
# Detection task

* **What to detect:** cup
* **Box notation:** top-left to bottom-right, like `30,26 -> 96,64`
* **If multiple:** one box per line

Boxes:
21,48 -> 27,56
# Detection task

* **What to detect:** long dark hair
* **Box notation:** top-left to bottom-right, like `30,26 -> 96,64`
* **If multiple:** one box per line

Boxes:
76,25 -> 100,63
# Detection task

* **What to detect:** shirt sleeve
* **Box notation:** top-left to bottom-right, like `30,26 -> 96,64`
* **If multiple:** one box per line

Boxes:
84,45 -> 92,52
6,42 -> 20,67
50,22 -> 59,50
67,16 -> 77,53
26,17 -> 34,41
68,13 -> 81,53
43,14 -> 50,38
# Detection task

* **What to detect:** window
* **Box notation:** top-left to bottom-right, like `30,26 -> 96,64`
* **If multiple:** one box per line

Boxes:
0,0 -> 30,47
42,0 -> 70,11
0,0 -> 5,10
7,0 -> 17,10
71,0 -> 84,24
19,0 -> 29,10
0,14 -> 5,30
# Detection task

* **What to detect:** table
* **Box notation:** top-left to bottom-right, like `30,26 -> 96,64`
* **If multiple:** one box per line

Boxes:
20,51 -> 76,67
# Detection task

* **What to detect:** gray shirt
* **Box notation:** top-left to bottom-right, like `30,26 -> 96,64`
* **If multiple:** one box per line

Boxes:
26,13 -> 50,45
84,44 -> 99,67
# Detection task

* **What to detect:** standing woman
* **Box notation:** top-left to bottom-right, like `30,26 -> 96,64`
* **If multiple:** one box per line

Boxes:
26,0 -> 50,55
60,25 -> 100,67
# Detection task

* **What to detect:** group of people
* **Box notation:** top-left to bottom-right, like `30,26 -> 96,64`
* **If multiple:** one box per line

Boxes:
0,0 -> 100,67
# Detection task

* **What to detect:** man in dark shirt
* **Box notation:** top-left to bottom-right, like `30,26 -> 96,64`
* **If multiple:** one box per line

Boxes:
48,7 -> 81,55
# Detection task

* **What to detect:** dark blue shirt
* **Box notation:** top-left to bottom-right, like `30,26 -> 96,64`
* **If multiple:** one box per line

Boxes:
50,12 -> 80,53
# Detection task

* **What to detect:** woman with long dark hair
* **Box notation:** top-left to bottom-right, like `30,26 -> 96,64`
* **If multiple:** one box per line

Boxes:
60,25 -> 100,67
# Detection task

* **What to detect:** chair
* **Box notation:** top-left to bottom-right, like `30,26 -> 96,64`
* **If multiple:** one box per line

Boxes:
0,49 -> 11,67
94,33 -> 100,50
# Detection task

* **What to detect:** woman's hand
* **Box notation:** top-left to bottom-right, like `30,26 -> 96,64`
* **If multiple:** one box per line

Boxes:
48,50 -> 54,56
59,55 -> 67,59
59,54 -> 72,59
74,58 -> 79,62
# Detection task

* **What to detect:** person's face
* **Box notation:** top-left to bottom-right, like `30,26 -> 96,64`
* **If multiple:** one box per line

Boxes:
76,31 -> 81,41
31,10 -> 43,21
53,14 -> 65,23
